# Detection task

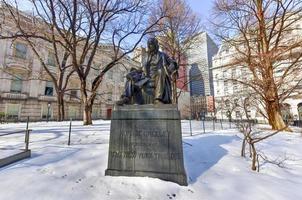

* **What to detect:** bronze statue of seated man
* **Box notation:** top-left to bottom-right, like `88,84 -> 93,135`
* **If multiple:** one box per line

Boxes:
116,37 -> 178,106
143,37 -> 178,104
116,67 -> 149,105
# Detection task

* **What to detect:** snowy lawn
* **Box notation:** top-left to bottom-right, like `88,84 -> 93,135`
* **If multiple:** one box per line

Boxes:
0,120 -> 302,200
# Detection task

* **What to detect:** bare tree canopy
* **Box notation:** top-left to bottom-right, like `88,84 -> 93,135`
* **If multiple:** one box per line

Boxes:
1,0 -> 167,125
235,95 -> 288,171
150,0 -> 201,62
211,0 -> 302,130
150,0 -> 202,103
0,1 -> 76,121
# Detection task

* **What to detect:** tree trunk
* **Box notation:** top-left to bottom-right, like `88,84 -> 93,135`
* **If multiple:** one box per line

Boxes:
57,93 -> 65,121
83,103 -> 93,125
266,100 -> 291,131
172,75 -> 178,104
80,82 -> 93,125
251,143 -> 257,171
241,138 -> 246,157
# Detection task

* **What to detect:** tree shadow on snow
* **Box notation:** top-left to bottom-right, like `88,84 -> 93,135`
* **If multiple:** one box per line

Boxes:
183,134 -> 239,184
0,146 -> 81,171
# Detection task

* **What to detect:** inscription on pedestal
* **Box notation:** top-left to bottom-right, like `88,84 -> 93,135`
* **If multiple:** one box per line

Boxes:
105,105 -> 188,186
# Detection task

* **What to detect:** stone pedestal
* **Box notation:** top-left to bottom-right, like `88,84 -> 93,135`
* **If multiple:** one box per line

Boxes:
105,104 -> 188,186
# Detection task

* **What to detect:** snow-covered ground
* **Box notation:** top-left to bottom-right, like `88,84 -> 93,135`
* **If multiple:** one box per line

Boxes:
0,120 -> 302,200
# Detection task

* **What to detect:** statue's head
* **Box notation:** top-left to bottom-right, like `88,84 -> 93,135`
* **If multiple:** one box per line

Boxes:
147,37 -> 159,54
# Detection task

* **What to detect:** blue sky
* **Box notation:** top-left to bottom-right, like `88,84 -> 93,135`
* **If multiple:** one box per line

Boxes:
17,0 -> 218,44
187,0 -> 218,43
187,0 -> 214,21
19,0 -> 214,22
19,0 -> 214,18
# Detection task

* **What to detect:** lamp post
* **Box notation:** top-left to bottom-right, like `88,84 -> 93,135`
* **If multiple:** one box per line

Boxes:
189,97 -> 192,136
47,103 -> 51,122
227,110 -> 231,128
200,110 -> 206,134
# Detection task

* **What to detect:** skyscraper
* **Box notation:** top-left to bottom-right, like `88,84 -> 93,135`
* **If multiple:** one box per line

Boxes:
188,32 -> 218,97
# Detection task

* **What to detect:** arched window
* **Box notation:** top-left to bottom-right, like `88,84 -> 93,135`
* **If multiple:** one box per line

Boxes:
225,99 -> 230,108
298,103 -> 302,120
10,76 -> 22,93
280,103 -> 292,120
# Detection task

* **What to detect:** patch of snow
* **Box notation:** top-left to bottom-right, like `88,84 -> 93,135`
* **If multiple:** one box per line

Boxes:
0,120 -> 301,200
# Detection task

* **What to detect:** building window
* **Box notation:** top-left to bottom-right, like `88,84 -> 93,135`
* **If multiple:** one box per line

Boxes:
224,80 -> 229,94
44,81 -> 54,96
247,110 -> 251,118
107,91 -> 112,101
47,52 -> 56,66
6,104 -> 20,120
236,111 -> 241,119
233,81 -> 238,92
295,24 -> 301,34
92,107 -> 100,119
68,105 -> 79,119
41,104 -> 52,120
231,68 -> 236,77
243,83 -> 248,90
225,100 -> 230,108
120,73 -> 124,82
107,69 -> 113,79
298,103 -> 302,120
15,42 -> 27,59
10,77 -> 22,93
215,74 -> 219,87
223,70 -> 227,78
70,90 -> 77,98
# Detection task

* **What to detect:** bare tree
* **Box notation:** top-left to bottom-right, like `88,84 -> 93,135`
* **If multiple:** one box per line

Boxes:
2,0 -> 167,125
34,0 -> 166,125
150,0 -> 201,103
0,3 -> 75,121
211,0 -> 302,130
235,96 -> 288,171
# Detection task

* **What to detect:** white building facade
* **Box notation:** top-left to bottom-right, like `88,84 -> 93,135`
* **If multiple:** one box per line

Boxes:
212,19 -> 302,122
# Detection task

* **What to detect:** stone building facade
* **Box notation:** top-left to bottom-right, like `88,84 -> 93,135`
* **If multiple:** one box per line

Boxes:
0,39 -> 135,121
212,19 -> 302,122
0,9 -> 136,121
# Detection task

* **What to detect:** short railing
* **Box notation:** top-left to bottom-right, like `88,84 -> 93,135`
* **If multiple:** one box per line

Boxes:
0,92 -> 29,99
38,95 -> 57,101
0,129 -> 32,151
0,118 -> 32,167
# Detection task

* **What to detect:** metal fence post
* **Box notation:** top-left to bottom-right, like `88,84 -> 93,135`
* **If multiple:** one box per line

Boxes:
68,118 -> 72,146
212,118 -> 215,131
25,116 -> 30,151
189,117 -> 192,136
